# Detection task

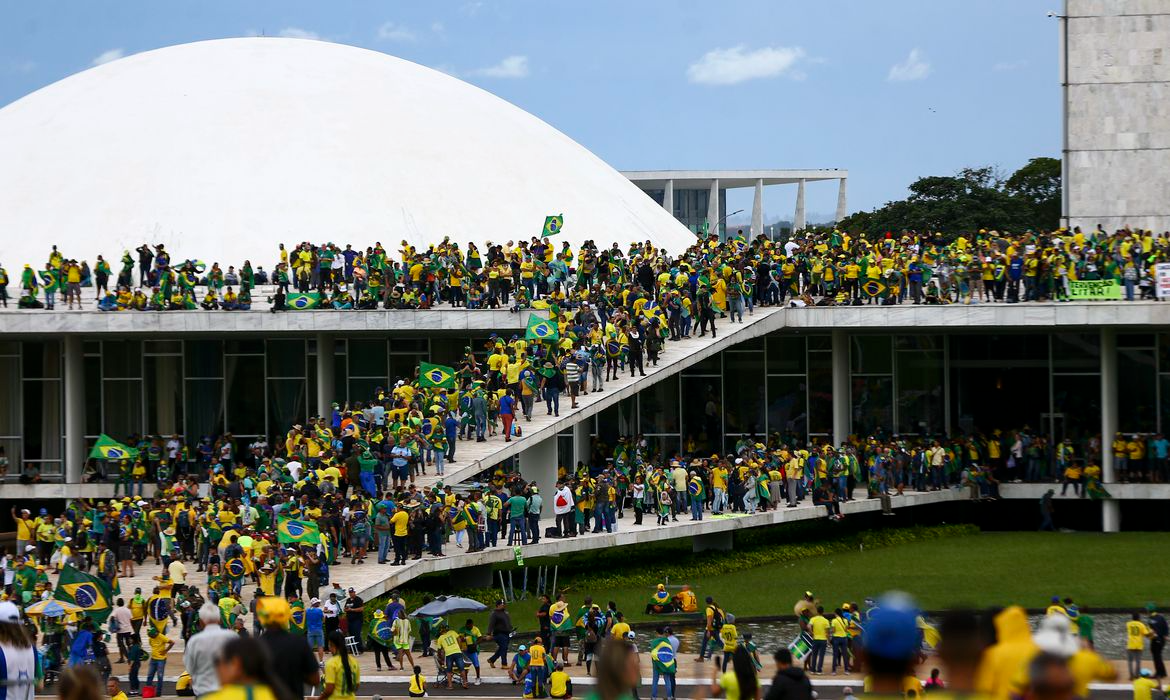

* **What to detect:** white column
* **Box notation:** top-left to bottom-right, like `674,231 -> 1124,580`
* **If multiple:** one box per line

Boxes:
316,332 -> 336,418
794,179 -> 807,233
64,336 -> 85,484
519,434 -> 559,520
835,178 -> 848,224
662,180 -> 674,217
707,178 -> 720,237
831,329 -> 850,447
572,419 -> 591,470
1100,327 -> 1120,532
751,178 -> 764,238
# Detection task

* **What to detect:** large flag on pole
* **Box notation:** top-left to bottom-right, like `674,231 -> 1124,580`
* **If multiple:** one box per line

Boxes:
419,362 -> 456,390
541,215 -> 564,238
277,517 -> 322,545
54,565 -> 115,623
88,434 -> 137,461
525,313 -> 559,342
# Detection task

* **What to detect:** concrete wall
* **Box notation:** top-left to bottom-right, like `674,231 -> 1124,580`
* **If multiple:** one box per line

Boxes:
1066,0 -> 1170,232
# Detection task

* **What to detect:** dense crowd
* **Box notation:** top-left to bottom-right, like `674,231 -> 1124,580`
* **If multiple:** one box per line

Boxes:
2,224 -> 1167,313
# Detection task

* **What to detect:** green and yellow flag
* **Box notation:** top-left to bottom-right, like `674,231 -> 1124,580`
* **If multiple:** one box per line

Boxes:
419,362 -> 456,390
542,215 -> 564,238
54,565 -> 114,623
861,279 -> 887,298
525,313 -> 559,342
88,434 -> 138,461
276,517 -> 321,545
287,292 -> 322,310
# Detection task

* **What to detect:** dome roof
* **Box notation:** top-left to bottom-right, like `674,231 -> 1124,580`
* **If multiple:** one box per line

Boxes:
0,38 -> 693,272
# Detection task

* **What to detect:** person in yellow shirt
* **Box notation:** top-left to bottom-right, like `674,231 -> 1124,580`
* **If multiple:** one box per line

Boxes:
437,624 -> 469,690
609,612 -> 631,640
1134,670 -> 1161,700
808,607 -> 830,674
549,663 -> 572,699
107,677 -> 128,700
1128,612 -> 1154,679
146,627 -> 174,696
322,631 -> 361,700
719,613 -> 739,672
830,609 -> 852,674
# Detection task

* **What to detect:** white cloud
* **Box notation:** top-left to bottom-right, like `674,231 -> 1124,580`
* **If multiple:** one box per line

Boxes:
888,48 -> 931,82
92,48 -> 124,66
469,55 -> 529,79
993,59 -> 1028,72
431,21 -> 445,34
278,27 -> 321,40
377,21 -> 416,42
686,45 -> 806,85
461,1 -> 484,16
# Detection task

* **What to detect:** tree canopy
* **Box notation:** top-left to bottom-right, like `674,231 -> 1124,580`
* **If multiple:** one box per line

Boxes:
840,157 -> 1061,235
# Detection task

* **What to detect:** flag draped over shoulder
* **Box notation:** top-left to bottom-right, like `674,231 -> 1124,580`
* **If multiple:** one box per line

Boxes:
54,565 -> 114,623
277,517 -> 321,545
89,434 -> 138,460
419,362 -> 456,390
287,292 -> 322,310
525,313 -> 559,342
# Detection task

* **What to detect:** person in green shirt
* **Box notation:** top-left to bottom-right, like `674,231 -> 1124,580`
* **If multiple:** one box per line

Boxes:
1077,607 -> 1096,649
504,493 -> 528,546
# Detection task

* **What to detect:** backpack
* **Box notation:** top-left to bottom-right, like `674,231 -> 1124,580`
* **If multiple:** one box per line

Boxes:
710,605 -> 725,630
351,520 -> 369,538
108,615 -> 120,633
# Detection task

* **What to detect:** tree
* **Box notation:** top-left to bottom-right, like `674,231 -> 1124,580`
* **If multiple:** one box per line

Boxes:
1004,157 -> 1061,231
840,158 -> 1062,235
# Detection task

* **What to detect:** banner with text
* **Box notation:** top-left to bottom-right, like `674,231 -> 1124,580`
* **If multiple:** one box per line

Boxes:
1068,279 -> 1122,300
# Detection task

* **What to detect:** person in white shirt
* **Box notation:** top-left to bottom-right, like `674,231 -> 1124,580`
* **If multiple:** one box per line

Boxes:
553,482 -> 575,538
109,599 -> 135,662
322,591 -> 342,637
183,603 -> 238,699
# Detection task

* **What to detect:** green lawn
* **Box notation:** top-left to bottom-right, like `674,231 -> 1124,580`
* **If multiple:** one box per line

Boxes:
429,532 -> 1170,633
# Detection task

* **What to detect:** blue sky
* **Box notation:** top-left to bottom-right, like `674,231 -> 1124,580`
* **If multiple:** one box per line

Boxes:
0,0 -> 1061,223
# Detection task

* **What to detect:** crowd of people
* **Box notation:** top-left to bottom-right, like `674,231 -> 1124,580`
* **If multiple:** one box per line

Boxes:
2,224 -> 1167,313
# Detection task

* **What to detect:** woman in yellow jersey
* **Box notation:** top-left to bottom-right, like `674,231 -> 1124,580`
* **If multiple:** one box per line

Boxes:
204,637 -> 287,700
321,630 -> 361,700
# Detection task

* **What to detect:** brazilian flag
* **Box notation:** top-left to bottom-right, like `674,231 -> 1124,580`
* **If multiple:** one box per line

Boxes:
419,362 -> 456,390
550,602 -> 573,632
688,477 -> 705,500
650,638 -> 677,673
88,434 -> 138,461
641,299 -> 661,319
225,556 -> 247,579
541,214 -> 564,238
862,279 -> 886,298
287,292 -> 322,310
277,516 -> 321,545
38,270 -> 59,291
526,314 -> 559,342
372,618 -> 394,644
148,593 -> 172,633
290,599 -> 306,635
54,565 -> 114,623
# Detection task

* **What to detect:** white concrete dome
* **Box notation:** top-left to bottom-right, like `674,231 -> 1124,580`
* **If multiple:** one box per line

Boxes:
0,38 -> 694,271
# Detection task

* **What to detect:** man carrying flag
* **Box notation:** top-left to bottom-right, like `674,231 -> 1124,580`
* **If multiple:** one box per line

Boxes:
525,314 -> 559,343
688,471 -> 706,521
277,516 -> 322,546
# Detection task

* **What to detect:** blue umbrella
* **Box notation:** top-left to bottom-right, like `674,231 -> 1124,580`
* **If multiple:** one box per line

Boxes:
411,595 -> 487,617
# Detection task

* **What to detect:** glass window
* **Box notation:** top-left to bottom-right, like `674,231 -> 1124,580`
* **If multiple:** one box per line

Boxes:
224,339 -> 264,355
389,339 -> 429,353
84,356 -> 101,437
952,334 -> 1047,363
145,355 -> 184,436
896,351 -> 944,435
1119,347 -> 1157,433
429,337 -> 467,367
103,340 -> 142,379
348,339 -> 387,377
639,374 -> 679,434
596,396 -> 637,450
895,335 -> 943,351
102,380 -> 143,440
22,380 -> 61,461
851,376 -> 893,436
267,379 -> 306,443
1052,334 -> 1100,372
724,352 -> 765,436
729,336 -> 764,351
1054,374 -> 1101,442
0,356 -> 20,436
851,336 -> 892,375
266,340 -> 306,378
681,376 -> 721,453
767,375 -> 808,440
766,335 -> 806,374
185,341 -> 223,378
225,356 -> 265,436
643,435 -> 682,463
0,341 -> 18,356
144,340 -> 182,355
390,355 -> 424,385
22,341 -> 61,379
185,379 -> 223,440
807,351 -> 833,435
807,335 -> 832,352
1119,333 -> 1155,349
684,353 -> 721,375
348,378 -> 384,406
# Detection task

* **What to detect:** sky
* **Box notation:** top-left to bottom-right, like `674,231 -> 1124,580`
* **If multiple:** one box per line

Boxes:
0,0 -> 1062,224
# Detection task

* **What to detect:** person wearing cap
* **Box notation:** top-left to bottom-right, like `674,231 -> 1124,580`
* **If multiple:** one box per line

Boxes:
0,601 -> 35,700
856,595 -> 925,699
306,597 -> 326,661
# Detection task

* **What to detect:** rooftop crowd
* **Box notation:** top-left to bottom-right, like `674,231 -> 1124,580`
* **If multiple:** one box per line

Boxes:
2,224 -> 1168,312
